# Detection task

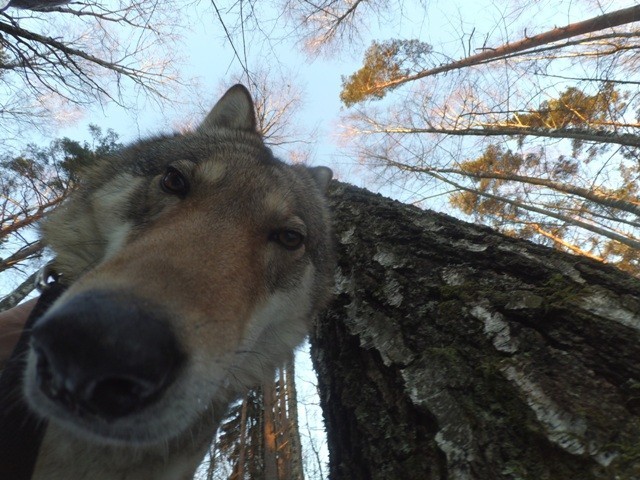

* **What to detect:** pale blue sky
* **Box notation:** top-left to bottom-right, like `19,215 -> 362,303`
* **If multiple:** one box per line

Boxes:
43,0 -> 633,197
48,0 -> 434,186
4,0 -> 634,293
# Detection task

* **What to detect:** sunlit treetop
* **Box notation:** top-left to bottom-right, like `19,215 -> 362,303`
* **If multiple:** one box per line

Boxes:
340,39 -> 432,107
513,83 -> 625,130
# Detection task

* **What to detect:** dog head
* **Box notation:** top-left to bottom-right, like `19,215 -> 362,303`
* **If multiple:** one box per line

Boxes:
24,85 -> 334,446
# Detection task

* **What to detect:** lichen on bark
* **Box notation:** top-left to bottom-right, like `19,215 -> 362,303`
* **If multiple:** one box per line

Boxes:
311,182 -> 640,480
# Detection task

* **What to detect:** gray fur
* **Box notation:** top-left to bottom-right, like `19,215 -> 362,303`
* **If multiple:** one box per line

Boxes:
27,84 -> 334,480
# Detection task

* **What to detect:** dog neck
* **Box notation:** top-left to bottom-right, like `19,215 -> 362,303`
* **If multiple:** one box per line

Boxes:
32,402 -> 227,480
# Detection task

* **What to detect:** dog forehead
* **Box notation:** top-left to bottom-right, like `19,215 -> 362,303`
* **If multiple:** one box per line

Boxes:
120,134 -> 316,222
195,150 -> 292,190
195,160 -> 227,184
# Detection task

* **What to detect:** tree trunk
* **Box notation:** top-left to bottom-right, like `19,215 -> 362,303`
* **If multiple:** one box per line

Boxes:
0,271 -> 38,310
284,360 -> 305,480
311,182 -> 640,480
263,382 -> 279,480
233,397 -> 249,480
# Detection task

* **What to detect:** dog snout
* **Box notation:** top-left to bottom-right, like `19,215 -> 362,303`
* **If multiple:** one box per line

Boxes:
30,290 -> 185,420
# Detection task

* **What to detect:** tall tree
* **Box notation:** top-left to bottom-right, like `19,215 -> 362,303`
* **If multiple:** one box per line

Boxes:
206,361 -> 306,480
313,181 -> 640,479
278,0 -> 420,57
0,127 -> 122,305
337,2 -> 640,274
341,5 -> 640,104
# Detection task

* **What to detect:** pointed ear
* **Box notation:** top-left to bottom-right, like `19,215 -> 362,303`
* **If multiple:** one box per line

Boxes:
308,166 -> 333,193
198,84 -> 257,133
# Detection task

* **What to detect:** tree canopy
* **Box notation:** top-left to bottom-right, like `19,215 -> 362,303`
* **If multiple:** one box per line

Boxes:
0,126 -> 121,308
333,3 -> 640,275
0,0 -> 188,142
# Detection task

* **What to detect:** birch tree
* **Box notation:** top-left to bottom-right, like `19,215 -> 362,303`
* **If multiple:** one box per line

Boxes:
312,181 -> 640,479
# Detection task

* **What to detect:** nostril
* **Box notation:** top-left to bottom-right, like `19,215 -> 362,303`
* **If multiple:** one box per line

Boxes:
34,343 -> 169,419
34,346 -> 62,401
84,376 -> 164,419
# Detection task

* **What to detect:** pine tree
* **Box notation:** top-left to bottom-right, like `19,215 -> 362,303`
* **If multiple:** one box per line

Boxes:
0,127 -> 122,306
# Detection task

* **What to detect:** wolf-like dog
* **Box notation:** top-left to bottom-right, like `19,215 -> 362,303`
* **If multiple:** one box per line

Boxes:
19,85 -> 334,480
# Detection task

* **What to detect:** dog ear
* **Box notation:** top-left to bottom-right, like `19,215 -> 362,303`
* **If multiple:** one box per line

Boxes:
199,84 -> 257,133
308,166 -> 333,193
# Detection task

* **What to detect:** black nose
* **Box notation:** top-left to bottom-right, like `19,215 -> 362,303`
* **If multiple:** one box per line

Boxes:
30,291 -> 184,420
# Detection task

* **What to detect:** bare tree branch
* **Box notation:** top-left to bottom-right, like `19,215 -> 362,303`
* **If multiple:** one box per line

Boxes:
0,240 -> 43,274
387,161 -> 640,218
428,169 -> 640,251
360,124 -> 640,148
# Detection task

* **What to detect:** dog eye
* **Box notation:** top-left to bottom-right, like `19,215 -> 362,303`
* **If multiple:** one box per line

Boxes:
271,230 -> 305,250
160,167 -> 189,196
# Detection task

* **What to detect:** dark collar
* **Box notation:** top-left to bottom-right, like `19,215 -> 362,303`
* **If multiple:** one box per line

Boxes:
0,283 -> 66,480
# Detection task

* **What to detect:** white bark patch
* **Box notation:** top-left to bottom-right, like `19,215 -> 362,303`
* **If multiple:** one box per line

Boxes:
434,430 -> 474,480
593,449 -> 618,468
373,248 -> 398,267
452,239 -> 488,252
497,244 -> 585,284
548,259 -> 586,284
373,248 -> 404,306
412,216 -> 445,232
582,290 -> 640,332
403,364 -> 475,480
348,310 -> 412,366
502,365 -> 590,457
471,305 -> 518,353
334,267 -> 351,295
340,226 -> 356,244
383,277 -> 403,307
342,271 -> 413,365
441,268 -> 467,286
